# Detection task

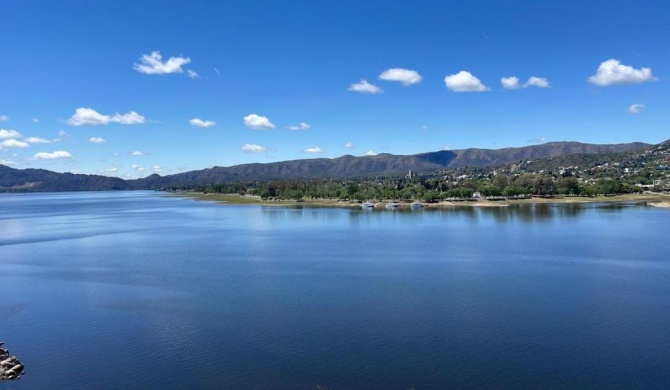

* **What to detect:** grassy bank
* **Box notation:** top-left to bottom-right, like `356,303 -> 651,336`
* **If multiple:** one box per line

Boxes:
167,192 -> 670,209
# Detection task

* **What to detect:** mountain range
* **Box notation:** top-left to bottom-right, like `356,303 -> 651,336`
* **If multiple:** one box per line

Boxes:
0,141 -> 654,191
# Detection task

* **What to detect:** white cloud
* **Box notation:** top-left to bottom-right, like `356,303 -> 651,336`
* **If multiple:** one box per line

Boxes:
89,137 -> 106,143
501,76 -> 520,90
131,164 -> 146,172
98,166 -> 119,175
525,76 -> 550,88
133,51 -> 191,75
112,111 -> 145,124
588,59 -> 656,86
628,103 -> 645,114
0,115 -> 9,121
0,129 -> 22,139
502,76 -> 550,89
2,139 -> 29,148
58,130 -> 69,137
32,118 -> 39,123
527,136 -> 547,144
0,159 -> 17,166
68,108 -> 109,125
364,150 -> 377,156
24,137 -> 51,144
348,79 -> 383,94
303,147 -> 323,154
186,70 -> 200,79
344,142 -> 355,148
34,150 -> 72,160
241,143 -> 266,153
287,122 -> 310,131
243,114 -> 275,130
444,71 -> 489,92
378,68 -> 422,86
131,150 -> 144,156
189,118 -> 216,128
67,108 -> 145,126
152,165 -> 162,174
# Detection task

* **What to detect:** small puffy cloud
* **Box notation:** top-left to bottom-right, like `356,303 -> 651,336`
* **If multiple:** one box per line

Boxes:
0,129 -> 22,139
68,108 -> 109,125
133,51 -> 191,75
502,76 -> 550,89
34,150 -> 72,160
67,108 -> 145,126
189,118 -> 216,128
444,71 -> 489,92
0,115 -> 9,121
501,76 -> 520,90
527,136 -> 547,144
32,118 -> 39,123
378,68 -> 422,86
58,130 -> 69,137
287,122 -> 310,131
186,70 -> 200,79
588,59 -> 656,86
97,166 -> 119,175
241,143 -> 266,153
0,159 -> 17,166
243,114 -> 275,130
152,165 -> 162,174
131,150 -> 144,156
303,146 -> 323,154
344,142 -> 355,148
131,164 -> 146,172
2,139 -> 29,148
113,111 -> 145,124
525,76 -> 550,88
25,137 -> 51,144
89,137 -> 106,143
364,150 -> 377,156
348,79 -> 383,94
628,103 -> 645,114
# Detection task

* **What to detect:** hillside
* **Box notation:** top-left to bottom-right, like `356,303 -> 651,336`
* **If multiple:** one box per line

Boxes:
0,165 -> 130,192
0,141 -> 654,191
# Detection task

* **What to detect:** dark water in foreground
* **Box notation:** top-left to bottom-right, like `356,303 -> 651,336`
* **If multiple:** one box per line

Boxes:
1,192 -> 669,389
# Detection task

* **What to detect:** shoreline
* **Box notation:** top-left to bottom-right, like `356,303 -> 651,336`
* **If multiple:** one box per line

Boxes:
168,192 -> 670,209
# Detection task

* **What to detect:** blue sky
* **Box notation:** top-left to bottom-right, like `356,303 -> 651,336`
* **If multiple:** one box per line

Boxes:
1,0 -> 668,178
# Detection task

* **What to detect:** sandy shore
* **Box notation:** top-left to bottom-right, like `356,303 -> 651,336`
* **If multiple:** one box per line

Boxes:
168,192 -> 670,209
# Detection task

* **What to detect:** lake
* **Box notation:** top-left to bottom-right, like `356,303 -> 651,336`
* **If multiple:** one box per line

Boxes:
1,191 -> 669,389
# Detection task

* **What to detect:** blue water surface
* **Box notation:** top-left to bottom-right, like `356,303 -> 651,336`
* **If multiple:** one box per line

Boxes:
1,192 -> 669,389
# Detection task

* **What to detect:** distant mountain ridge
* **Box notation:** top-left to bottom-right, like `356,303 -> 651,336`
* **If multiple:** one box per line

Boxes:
0,141 -> 654,191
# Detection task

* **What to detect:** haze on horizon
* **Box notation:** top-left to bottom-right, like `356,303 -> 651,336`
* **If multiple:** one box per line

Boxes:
0,1 -> 668,179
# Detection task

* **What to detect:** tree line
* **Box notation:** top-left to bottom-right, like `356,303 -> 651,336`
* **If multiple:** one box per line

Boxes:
165,172 -> 642,202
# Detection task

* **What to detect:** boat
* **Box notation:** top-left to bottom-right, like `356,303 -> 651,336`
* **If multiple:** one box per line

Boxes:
385,202 -> 400,209
361,201 -> 375,209
410,201 -> 425,208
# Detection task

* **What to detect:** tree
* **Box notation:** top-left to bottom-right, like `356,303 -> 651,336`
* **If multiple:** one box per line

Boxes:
479,184 -> 503,197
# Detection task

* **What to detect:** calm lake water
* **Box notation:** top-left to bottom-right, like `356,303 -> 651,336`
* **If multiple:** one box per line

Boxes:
1,191 -> 669,389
